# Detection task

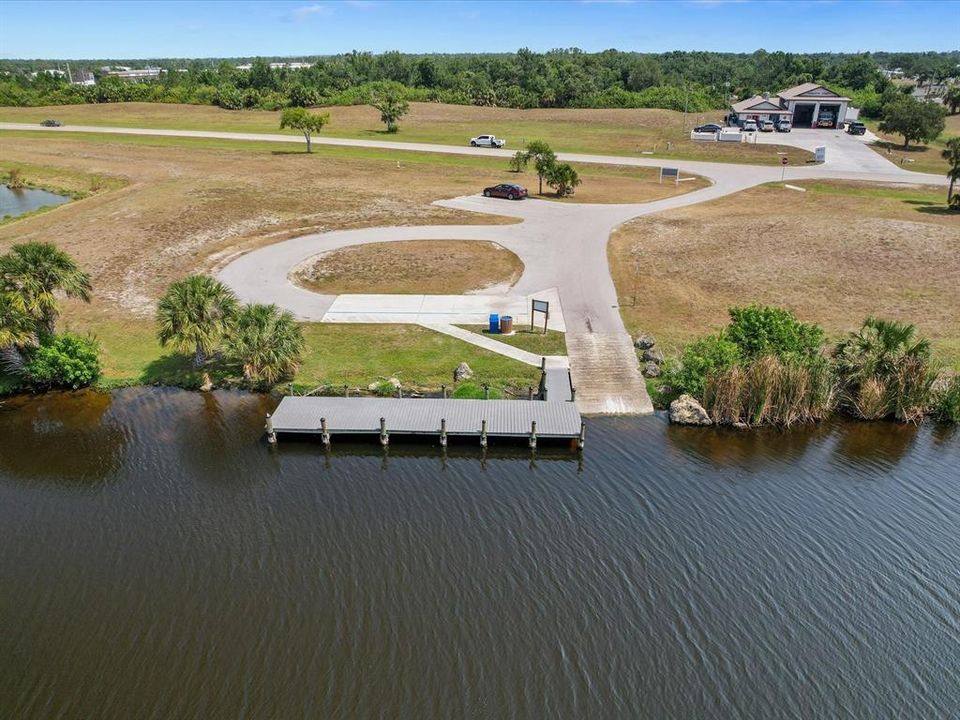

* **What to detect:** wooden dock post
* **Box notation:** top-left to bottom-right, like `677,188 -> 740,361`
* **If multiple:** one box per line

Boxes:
440,418 -> 448,447
528,386 -> 534,401
343,384 -> 349,398
571,386 -> 577,402
480,419 -> 488,448
529,420 -> 537,449
483,383 -> 490,400
265,414 -> 277,444
379,417 -> 389,446
578,421 -> 585,450
320,417 -> 330,446
441,384 -> 447,399
397,386 -> 403,399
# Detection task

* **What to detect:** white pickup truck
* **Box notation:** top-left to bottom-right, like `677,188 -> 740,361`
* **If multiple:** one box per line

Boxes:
469,134 -> 506,148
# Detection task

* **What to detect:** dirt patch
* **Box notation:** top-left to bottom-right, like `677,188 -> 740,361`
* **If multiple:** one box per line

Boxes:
294,240 -> 523,295
609,181 -> 960,365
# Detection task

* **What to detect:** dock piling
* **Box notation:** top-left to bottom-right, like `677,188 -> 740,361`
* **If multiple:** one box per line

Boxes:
441,384 -> 447,399
578,421 -> 585,450
265,414 -> 277,444
320,417 -> 330,446
480,419 -> 488,448
528,386 -> 534,401
379,417 -> 389,446
529,420 -> 538,449
483,383 -> 490,400
343,384 -> 349,398
440,418 -> 448,447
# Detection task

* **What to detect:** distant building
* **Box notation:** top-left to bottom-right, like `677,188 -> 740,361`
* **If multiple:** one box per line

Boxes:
881,68 -> 905,80
729,83 -> 851,129
71,71 -> 96,86
235,61 -> 314,71
105,67 -> 162,82
29,68 -> 66,79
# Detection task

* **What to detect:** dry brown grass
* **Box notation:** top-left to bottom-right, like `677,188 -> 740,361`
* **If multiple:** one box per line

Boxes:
294,240 -> 523,295
0,101 -> 812,165
609,181 -> 960,366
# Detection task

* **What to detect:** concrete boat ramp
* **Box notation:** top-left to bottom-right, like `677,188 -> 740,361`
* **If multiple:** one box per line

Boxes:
267,396 -> 585,448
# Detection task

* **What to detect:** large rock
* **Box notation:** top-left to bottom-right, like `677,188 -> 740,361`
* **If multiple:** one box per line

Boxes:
642,347 -> 664,364
669,394 -> 713,426
453,362 -> 473,382
642,362 -> 661,378
634,333 -> 657,350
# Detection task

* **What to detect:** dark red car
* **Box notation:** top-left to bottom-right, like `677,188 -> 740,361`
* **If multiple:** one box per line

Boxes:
482,183 -> 528,200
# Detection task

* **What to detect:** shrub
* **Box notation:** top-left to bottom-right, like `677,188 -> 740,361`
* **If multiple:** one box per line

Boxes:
452,381 -> 503,399
933,376 -> 960,423
25,332 -> 101,389
726,305 -> 825,360
662,332 -> 741,400
7,167 -> 24,188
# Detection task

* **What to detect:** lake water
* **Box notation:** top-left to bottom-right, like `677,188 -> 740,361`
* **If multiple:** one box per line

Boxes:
0,184 -> 71,218
0,387 -> 957,719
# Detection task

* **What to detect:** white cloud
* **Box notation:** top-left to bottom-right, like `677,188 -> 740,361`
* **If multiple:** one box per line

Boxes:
289,4 -> 333,21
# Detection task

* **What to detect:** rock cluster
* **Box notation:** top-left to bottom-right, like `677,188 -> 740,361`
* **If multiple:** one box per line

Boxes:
636,333 -> 663,378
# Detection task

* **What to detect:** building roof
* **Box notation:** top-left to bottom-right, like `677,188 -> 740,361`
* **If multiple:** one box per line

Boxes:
777,82 -> 850,102
730,95 -> 792,114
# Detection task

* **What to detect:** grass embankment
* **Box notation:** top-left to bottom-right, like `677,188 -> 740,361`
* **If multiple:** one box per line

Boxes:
1,161 -> 126,225
610,180 -> 960,368
0,101 -> 813,165
295,240 -> 523,295
863,114 -> 959,175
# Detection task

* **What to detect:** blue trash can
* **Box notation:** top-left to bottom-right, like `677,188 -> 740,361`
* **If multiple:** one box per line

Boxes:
488,313 -> 500,334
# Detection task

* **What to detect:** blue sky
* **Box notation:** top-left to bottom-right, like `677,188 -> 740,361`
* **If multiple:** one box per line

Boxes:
1,1 -> 956,59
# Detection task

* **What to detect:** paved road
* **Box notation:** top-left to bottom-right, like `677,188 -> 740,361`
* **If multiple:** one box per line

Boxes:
0,121 -> 947,186
5,121 -> 947,414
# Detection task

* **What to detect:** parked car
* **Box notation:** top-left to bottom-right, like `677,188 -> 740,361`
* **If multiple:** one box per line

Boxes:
775,119 -> 792,132
40,119 -> 62,127
693,123 -> 723,133
741,119 -> 758,132
846,121 -> 867,135
482,183 -> 527,200
470,134 -> 506,148
759,119 -> 775,132
816,111 -> 836,128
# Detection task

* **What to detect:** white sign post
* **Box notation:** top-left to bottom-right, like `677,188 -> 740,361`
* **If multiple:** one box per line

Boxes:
815,146 -> 826,163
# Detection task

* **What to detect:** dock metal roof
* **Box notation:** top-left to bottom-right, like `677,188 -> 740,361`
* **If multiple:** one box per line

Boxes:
271,397 -> 582,438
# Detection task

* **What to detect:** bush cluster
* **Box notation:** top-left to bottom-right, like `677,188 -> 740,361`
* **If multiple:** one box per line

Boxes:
662,305 -> 956,426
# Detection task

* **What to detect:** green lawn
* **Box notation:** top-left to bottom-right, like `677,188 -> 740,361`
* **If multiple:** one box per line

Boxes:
457,326 -> 567,356
863,117 -> 958,175
0,101 -> 813,166
28,318 -> 541,396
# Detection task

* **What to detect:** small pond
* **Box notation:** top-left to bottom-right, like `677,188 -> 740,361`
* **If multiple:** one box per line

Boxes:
0,184 -> 71,218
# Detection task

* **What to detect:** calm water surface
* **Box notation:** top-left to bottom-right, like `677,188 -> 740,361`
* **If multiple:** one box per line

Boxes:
1,388 -> 958,719
0,184 -> 71,217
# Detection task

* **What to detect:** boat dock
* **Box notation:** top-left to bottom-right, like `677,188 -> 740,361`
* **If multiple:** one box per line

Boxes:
267,396 -> 585,448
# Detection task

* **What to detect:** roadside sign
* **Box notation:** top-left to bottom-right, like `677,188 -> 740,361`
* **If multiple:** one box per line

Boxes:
531,299 -> 550,334
815,146 -> 826,163
659,167 -> 680,185
781,156 -> 789,165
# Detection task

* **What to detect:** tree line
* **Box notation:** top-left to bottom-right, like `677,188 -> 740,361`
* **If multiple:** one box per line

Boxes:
1,49 -> 956,113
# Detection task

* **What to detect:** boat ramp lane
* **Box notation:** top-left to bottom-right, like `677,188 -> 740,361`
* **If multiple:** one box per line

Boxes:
265,397 -> 586,449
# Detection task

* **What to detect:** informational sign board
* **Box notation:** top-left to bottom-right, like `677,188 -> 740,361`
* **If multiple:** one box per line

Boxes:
531,299 -> 550,333
815,146 -> 826,163
659,167 -> 680,185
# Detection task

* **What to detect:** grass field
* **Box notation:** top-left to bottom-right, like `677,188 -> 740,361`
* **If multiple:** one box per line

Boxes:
295,240 -> 523,295
609,180 -> 960,368
864,113 -> 959,175
0,101 -> 814,165
2,134 -> 587,392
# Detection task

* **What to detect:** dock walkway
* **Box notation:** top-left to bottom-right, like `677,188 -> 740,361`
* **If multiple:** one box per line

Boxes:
268,396 -> 583,446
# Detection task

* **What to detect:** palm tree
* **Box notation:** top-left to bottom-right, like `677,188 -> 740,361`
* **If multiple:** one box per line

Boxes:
833,317 -> 933,420
942,136 -> 960,207
156,275 -> 238,368
0,242 -> 92,335
224,303 -> 305,386
0,291 -> 36,374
